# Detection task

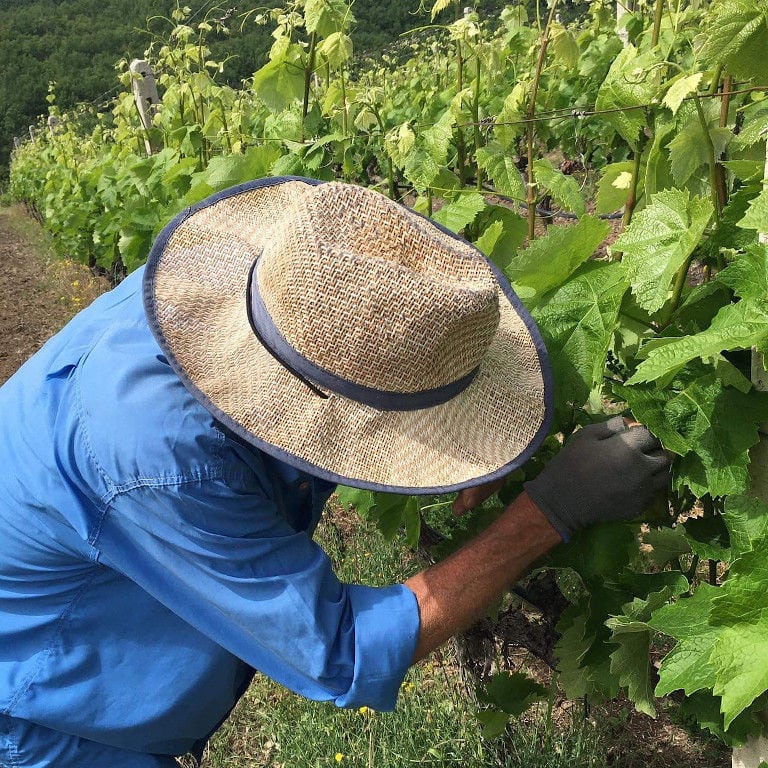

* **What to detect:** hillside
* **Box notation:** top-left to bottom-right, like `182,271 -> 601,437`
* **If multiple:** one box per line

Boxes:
0,0 -> 493,177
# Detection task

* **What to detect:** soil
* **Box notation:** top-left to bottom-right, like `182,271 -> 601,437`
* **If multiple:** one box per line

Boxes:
0,205 -> 109,385
0,205 -> 731,768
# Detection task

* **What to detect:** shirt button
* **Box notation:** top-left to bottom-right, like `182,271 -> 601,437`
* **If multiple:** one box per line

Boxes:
299,482 -> 310,492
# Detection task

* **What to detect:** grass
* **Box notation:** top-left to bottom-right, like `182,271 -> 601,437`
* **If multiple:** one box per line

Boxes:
189,502 -> 625,768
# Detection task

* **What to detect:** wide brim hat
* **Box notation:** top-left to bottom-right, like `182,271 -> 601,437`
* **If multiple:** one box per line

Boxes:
143,176 -> 553,494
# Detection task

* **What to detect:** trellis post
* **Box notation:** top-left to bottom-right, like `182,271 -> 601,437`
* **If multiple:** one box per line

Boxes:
130,58 -> 162,155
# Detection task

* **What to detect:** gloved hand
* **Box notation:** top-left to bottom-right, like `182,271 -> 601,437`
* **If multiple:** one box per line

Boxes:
523,416 -> 670,542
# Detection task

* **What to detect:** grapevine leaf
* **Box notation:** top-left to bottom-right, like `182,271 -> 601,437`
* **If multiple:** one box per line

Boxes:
476,141 -> 526,200
723,495 -> 768,561
334,485 -> 376,516
430,0 -> 452,21
531,262 -> 627,412
711,624 -> 768,728
667,105 -> 731,187
305,0 -> 354,36
596,161 -> 635,215
642,526 -> 692,567
252,51 -> 305,112
404,148 -> 441,194
618,369 -> 768,497
384,123 -> 415,168
506,216 -> 610,296
649,584 -> 722,697
595,45 -> 662,147
431,192 -> 486,233
473,205 -> 528,271
613,188 -> 713,314
318,32 -> 353,68
683,515 -> 731,562
476,710 -> 509,739
670,375 -> 768,497
629,299 -> 768,383
475,220 -> 504,258
606,577 -> 689,717
701,183 -> 761,263
697,0 -> 768,83
676,691 -> 763,747
545,521 -> 637,583
533,158 -> 586,216
738,188 -> 768,233
662,72 -> 703,115
732,101 -> 768,150
479,671 -> 547,716
718,244 -> 768,300
421,109 -> 456,168
551,26 -> 579,69
606,619 -> 656,716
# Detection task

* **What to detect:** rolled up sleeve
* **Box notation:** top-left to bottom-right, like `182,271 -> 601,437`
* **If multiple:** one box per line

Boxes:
94,476 -> 420,712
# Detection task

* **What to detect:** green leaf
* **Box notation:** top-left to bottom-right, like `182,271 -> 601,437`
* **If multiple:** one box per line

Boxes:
476,142 -> 526,200
431,192 -> 486,233
606,617 -> 656,716
723,495 -> 768,561
643,526 -> 692,567
252,51 -> 305,112
551,27 -> 579,69
532,262 -> 627,412
667,104 -> 731,187
533,158 -> 585,216
318,32 -> 353,68
479,672 -> 547,716
738,188 -> 768,233
618,369 -> 768,497
476,710 -> 510,739
421,109 -> 456,168
662,72 -> 703,115
613,188 -> 713,314
719,245 -> 768,300
473,206 -> 528,272
305,0 -> 354,37
595,46 -> 662,147
649,584 -> 722,697
698,0 -> 768,83
630,299 -> 768,383
506,216 -> 610,296
684,514 -> 731,562
334,485 -> 376,516
596,161 -> 635,215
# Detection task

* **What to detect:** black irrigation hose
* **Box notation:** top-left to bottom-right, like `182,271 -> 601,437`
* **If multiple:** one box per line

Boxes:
482,183 -> 625,220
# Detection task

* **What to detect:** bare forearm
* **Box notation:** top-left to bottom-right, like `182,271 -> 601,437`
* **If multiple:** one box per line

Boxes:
404,491 -> 561,662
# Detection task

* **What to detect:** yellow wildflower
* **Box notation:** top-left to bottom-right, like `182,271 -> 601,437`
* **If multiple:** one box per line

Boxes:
335,753 -> 344,762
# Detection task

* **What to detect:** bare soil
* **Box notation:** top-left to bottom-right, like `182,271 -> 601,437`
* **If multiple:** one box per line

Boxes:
0,205 -> 109,385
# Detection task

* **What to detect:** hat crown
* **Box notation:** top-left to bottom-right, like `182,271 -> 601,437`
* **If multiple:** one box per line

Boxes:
256,183 -> 500,396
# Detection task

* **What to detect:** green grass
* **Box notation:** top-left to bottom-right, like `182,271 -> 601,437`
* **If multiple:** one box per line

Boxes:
184,500 -> 727,768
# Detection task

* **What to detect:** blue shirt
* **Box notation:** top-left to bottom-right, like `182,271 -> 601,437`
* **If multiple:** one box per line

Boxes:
0,267 -> 419,756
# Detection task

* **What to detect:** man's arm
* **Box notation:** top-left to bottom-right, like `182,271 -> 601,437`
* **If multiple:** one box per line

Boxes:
405,417 -> 671,663
405,491 -> 560,662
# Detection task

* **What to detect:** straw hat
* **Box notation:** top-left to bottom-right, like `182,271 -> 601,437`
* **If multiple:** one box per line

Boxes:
143,176 -> 553,494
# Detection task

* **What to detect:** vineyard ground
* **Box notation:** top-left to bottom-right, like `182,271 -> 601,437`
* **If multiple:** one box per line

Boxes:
0,206 -> 731,767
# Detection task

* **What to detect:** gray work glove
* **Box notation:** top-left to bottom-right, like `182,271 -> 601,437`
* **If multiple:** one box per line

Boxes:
523,416 -> 670,542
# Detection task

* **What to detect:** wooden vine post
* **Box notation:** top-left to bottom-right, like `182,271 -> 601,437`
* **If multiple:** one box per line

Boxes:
129,59 -> 162,155
733,129 -> 768,768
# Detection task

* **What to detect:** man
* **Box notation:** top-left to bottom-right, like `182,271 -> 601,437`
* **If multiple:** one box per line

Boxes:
0,177 -> 669,767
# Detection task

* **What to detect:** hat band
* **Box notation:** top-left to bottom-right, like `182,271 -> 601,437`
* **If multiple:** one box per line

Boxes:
246,257 -> 479,411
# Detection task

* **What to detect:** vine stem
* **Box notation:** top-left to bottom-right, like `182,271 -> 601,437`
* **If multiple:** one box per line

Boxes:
622,129 -> 646,230
301,31 -> 318,135
651,0 -> 664,47
526,0 -> 560,241
693,94 -> 723,222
